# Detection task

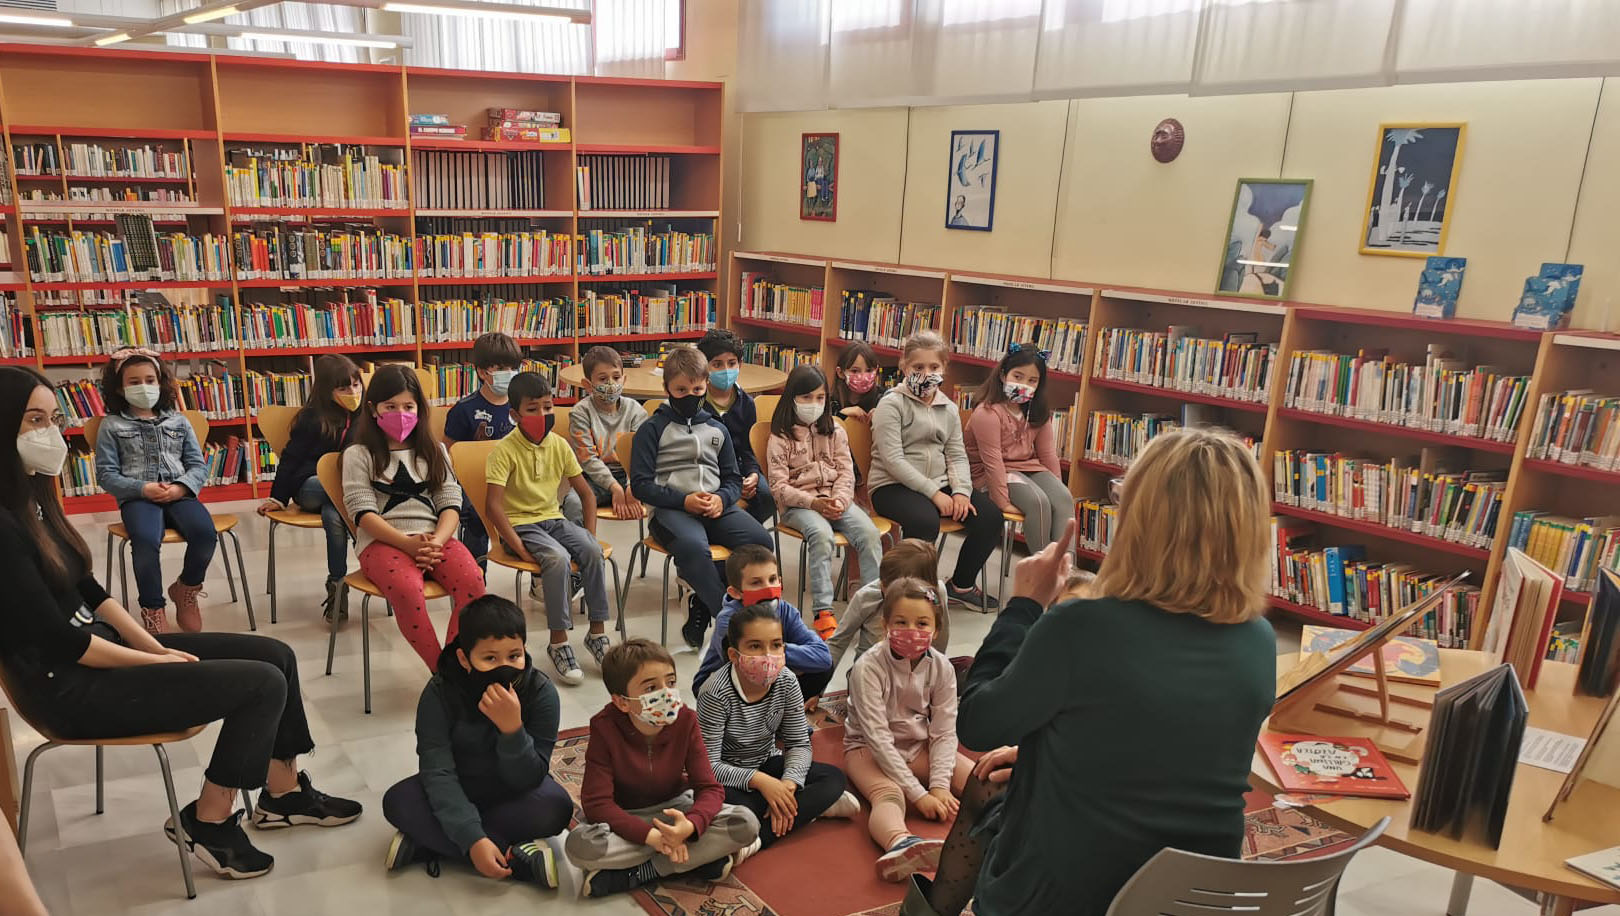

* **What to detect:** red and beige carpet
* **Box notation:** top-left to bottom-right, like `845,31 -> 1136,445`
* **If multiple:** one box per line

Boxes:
548,693 -> 1351,916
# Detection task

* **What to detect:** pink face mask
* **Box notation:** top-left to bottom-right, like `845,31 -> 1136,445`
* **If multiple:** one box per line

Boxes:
845,371 -> 877,394
735,651 -> 786,686
377,410 -> 418,442
888,627 -> 933,660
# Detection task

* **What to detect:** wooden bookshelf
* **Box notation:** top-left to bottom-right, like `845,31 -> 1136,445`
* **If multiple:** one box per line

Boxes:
0,45 -> 722,513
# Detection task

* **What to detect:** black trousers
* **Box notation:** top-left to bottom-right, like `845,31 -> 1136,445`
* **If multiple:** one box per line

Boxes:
723,756 -> 847,848
870,486 -> 1004,589
382,773 -> 574,859
19,629 -> 314,790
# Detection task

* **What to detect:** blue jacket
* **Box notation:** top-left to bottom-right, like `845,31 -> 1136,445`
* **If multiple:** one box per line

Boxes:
706,386 -> 761,478
693,592 -> 833,692
94,410 -> 207,505
629,403 -> 741,516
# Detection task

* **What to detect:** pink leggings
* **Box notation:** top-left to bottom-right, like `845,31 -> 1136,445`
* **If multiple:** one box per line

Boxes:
358,539 -> 487,671
846,746 -> 974,850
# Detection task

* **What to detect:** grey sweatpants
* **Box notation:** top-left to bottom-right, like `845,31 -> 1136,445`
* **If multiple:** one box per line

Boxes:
1006,469 -> 1076,553
564,791 -> 759,875
511,519 -> 609,632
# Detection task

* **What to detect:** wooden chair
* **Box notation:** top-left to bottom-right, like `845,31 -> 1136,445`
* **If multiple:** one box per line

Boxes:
558,406 -> 651,570
255,404 -> 325,625
642,398 -> 664,415
448,440 -> 625,638
615,433 -> 730,644
425,403 -> 448,445
87,411 -> 255,629
753,393 -> 781,422
316,452 -> 449,714
1103,818 -> 1388,916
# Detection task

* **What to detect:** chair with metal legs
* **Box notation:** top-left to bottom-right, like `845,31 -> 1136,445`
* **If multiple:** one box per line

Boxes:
255,404 -> 325,625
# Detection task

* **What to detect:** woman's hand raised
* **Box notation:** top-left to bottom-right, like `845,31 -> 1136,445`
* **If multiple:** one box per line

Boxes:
1010,518 -> 1077,608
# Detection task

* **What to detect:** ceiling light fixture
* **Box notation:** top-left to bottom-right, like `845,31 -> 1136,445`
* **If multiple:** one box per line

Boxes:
238,31 -> 402,48
0,12 -> 75,27
93,31 -> 132,45
381,1 -> 589,24
183,5 -> 241,25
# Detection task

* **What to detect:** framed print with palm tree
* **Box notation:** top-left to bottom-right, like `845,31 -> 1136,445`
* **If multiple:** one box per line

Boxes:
1215,178 -> 1311,301
1360,123 -> 1466,257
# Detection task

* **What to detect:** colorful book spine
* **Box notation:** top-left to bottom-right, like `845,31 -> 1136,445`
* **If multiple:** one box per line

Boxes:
225,147 -> 408,209
1075,497 -> 1118,554
0,293 -> 34,359
1271,450 -> 1505,549
1524,389 -> 1620,471
739,272 -> 824,329
576,288 -> 716,336
246,370 -> 312,410
415,230 -> 573,278
580,228 -> 714,275
64,448 -> 96,497
741,341 -> 820,373
951,305 -> 1087,376
26,228 -> 230,283
838,293 -> 940,349
1506,509 -> 1620,592
1094,326 -> 1274,403
231,227 -> 413,281
177,372 -> 246,422
240,293 -> 416,348
1282,349 -> 1530,442
38,303 -> 239,357
418,296 -> 573,343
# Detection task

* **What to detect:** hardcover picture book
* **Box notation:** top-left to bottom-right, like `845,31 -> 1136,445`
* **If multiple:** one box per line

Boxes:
1483,547 -> 1563,690
1566,846 -> 1620,891
1578,568 -> 1620,698
1411,663 -> 1528,848
1413,256 -> 1466,319
1300,625 -> 1441,686
1512,262 -> 1584,330
1258,733 -> 1411,798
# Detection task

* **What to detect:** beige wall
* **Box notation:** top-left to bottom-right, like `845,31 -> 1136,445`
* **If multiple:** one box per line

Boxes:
739,78 -> 1620,329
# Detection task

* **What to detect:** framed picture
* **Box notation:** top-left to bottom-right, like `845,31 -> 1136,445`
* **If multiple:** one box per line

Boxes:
800,132 -> 838,221
1215,178 -> 1312,301
1360,122 -> 1466,257
946,129 -> 999,231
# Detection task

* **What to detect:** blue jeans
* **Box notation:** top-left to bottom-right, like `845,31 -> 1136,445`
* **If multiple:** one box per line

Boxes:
782,503 -> 883,613
743,473 -> 776,525
294,476 -> 349,581
120,496 -> 217,611
649,505 -> 773,620
509,519 -> 609,633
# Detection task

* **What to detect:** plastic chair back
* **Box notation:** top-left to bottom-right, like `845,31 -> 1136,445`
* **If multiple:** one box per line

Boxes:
83,415 -> 103,447
844,415 -> 875,480
754,394 -> 781,423
449,440 -> 499,528
750,421 -> 772,480
181,410 -> 209,445
316,453 -> 356,536
425,406 -> 448,445
642,398 -> 664,415
257,404 -> 300,455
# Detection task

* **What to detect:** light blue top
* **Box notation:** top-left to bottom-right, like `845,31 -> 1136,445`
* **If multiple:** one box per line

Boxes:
94,410 -> 207,505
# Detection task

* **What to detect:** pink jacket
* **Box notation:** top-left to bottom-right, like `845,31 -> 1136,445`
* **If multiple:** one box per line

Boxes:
964,402 -> 1062,507
765,424 -> 856,510
843,641 -> 959,803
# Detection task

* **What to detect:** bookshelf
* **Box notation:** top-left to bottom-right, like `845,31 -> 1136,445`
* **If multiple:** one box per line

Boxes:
0,45 -> 722,515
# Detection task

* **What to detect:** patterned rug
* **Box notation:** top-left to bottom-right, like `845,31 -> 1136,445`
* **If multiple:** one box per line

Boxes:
547,693 -> 1351,916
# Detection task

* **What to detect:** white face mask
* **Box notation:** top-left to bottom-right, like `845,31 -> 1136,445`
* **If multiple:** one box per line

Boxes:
124,383 -> 161,410
794,400 -> 825,425
630,685 -> 683,727
17,426 -> 68,477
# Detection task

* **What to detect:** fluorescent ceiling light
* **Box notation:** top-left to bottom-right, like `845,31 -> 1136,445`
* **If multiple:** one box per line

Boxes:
383,2 -> 586,23
183,5 -> 240,24
238,31 -> 401,48
0,11 -> 75,27
94,31 -> 132,45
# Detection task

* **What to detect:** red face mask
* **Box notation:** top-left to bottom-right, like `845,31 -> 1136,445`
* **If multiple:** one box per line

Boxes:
739,584 -> 781,607
519,412 -> 555,441
888,627 -> 933,660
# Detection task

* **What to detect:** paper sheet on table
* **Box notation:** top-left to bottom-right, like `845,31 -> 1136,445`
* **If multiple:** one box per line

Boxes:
1519,726 -> 1588,773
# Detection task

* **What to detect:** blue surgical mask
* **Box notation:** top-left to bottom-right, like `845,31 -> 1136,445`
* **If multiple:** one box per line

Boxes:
489,370 -> 517,397
708,367 -> 739,391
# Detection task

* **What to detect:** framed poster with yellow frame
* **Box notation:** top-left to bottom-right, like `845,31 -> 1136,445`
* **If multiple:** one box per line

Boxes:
1359,122 -> 1467,258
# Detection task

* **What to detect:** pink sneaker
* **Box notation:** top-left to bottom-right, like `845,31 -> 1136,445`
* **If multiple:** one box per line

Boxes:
140,607 -> 170,635
168,581 -> 206,633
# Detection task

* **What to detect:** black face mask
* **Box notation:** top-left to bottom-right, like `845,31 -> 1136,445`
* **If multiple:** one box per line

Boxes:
670,393 -> 703,420
467,662 -> 526,694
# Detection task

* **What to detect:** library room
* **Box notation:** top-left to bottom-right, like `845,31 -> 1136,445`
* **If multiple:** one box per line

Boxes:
0,2 -> 1617,916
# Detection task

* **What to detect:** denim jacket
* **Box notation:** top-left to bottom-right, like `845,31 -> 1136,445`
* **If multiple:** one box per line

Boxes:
94,410 -> 207,505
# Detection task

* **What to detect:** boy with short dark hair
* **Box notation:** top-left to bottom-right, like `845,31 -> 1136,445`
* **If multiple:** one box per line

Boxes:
483,372 -> 611,686
445,331 -> 524,569
566,638 -> 761,897
630,345 -> 774,649
569,345 -> 648,520
692,543 -> 832,699
382,595 -> 573,886
697,328 -> 774,527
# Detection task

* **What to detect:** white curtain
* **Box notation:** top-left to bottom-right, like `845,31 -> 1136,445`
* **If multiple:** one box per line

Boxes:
594,0 -> 669,77
737,0 -> 830,111
398,0 -> 593,73
1033,0 -> 1202,97
1395,0 -> 1620,83
825,0 -> 1042,107
159,1 -> 367,62
1191,0 -> 1399,95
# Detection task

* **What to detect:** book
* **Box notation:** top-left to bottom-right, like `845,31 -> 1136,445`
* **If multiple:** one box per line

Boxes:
1413,256 -> 1466,318
1565,846 -> 1620,890
1257,733 -> 1411,799
1578,569 -> 1620,697
1484,547 -> 1563,689
1512,262 -> 1584,330
409,113 -> 451,126
1411,663 -> 1528,848
488,108 -> 561,125
1300,625 -> 1441,686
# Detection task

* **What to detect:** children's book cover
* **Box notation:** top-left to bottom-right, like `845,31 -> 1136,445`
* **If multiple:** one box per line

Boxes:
1566,845 -> 1620,890
1300,625 -> 1441,686
1259,733 -> 1412,799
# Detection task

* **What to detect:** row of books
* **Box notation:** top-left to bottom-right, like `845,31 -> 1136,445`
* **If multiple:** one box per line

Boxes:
55,378 -> 104,429
202,437 -> 253,486
576,155 -> 673,211
410,149 -> 548,210
62,450 -> 98,497
1525,389 -> 1620,471
420,297 -> 573,343
737,273 -> 823,328
742,341 -> 820,373
14,142 -> 190,179
1505,510 -> 1619,593
949,306 -> 1087,376
1273,450 -> 1506,550
0,294 -> 33,359
178,373 -> 247,422
1283,348 -> 1531,443
255,439 -> 277,482
64,438 -> 260,495
575,288 -> 716,336
1083,410 -> 1181,467
27,229 -> 231,283
241,294 -> 416,348
246,370 -> 311,409
1093,326 -> 1275,403
38,305 -> 240,358
426,356 -> 577,406
415,230 -> 573,278
1075,497 -> 1118,555
839,292 -> 940,348
578,228 -> 715,276
225,147 -> 407,209
232,226 -> 413,281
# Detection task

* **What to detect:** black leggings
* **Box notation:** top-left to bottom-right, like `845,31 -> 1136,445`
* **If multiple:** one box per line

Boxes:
870,486 -> 1004,589
20,631 -> 315,790
723,756 -> 848,848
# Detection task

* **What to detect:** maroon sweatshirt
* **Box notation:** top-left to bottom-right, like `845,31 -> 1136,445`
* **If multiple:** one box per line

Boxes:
581,703 -> 725,843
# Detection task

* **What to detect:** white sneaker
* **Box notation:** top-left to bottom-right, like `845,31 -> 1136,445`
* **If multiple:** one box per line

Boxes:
718,837 -> 762,880
822,790 -> 861,819
583,633 -> 612,667
547,644 -> 585,685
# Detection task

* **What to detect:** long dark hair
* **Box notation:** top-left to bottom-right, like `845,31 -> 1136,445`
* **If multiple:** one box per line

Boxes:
100,350 -> 177,414
300,354 -> 362,443
0,367 -> 91,585
974,343 -> 1051,426
832,340 -> 882,412
771,365 -> 835,438
354,364 -> 448,488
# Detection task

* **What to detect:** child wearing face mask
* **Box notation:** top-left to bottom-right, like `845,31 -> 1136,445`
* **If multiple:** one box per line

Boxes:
691,544 -> 832,698
482,371 -> 611,687
830,339 -> 884,423
697,328 -> 775,526
964,343 -> 1074,554
845,578 -> 974,882
567,638 -> 762,897
568,346 -> 647,520
443,332 -> 523,571
256,354 -> 364,621
766,365 -> 883,639
341,365 -> 486,671
382,596 -> 574,887
93,348 -> 216,635
869,330 -> 1005,610
697,603 -> 859,849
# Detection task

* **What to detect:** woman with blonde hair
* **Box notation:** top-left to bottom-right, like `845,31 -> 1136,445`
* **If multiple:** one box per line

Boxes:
900,427 -> 1277,916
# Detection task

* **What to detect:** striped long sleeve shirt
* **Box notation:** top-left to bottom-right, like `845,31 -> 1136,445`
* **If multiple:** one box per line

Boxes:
696,664 -> 812,789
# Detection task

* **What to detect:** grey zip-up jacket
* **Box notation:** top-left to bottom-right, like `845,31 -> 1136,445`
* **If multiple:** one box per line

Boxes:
629,403 -> 741,516
94,410 -> 207,505
867,387 -> 972,496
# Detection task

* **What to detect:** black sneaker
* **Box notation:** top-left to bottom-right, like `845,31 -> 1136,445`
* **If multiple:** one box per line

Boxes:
507,839 -> 560,888
164,801 -> 274,880
583,863 -> 655,898
252,770 -> 363,829
384,830 -> 440,877
681,595 -> 708,649
685,857 -> 728,881
946,581 -> 999,611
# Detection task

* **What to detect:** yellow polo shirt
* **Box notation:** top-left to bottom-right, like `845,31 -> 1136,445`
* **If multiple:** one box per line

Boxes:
486,428 -> 580,525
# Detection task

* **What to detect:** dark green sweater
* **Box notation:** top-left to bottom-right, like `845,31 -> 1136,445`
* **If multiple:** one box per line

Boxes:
959,595 -> 1275,916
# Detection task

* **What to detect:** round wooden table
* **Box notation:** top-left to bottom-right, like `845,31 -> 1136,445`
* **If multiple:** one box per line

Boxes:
558,362 -> 789,398
1253,651 -> 1620,915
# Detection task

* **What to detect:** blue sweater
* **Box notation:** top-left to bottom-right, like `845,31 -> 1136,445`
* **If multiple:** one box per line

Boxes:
693,593 -> 832,692
705,385 -> 761,478
629,403 -> 742,516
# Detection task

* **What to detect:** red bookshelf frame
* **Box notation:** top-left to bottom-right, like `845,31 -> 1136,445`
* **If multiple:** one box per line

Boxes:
1276,407 -> 1518,454
1520,457 -> 1620,485
732,315 -> 821,336
1267,595 -> 1374,630
1270,502 -> 1491,561
575,272 -> 718,283
1089,375 -> 1269,413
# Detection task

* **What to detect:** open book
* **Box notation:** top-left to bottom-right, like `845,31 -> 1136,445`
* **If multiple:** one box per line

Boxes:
1411,664 -> 1527,848
1483,548 -> 1563,689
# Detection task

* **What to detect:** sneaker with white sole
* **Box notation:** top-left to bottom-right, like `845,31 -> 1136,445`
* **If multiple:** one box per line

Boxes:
252,770 -> 363,829
822,790 -> 861,819
722,836 -> 762,879
507,838 -> 560,888
876,835 -> 943,883
583,633 -> 612,667
164,802 -> 274,880
548,643 -> 585,685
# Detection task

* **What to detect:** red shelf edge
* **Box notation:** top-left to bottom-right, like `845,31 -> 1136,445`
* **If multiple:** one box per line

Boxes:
575,271 -> 717,283
1520,457 -> 1620,485
1269,502 -> 1491,560
1089,375 -> 1270,413
1276,407 -> 1517,454
732,315 -> 823,336
1267,595 -> 1375,630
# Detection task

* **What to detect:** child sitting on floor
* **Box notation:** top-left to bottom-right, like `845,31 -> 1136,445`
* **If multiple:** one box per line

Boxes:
692,544 -> 832,702
567,638 -> 761,897
697,603 -> 859,849
845,578 -> 974,882
826,539 -> 952,677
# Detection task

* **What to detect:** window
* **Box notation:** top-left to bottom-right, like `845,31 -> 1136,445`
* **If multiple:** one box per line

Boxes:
665,0 -> 684,60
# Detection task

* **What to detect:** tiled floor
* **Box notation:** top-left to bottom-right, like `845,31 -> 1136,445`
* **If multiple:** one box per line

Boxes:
7,501 -> 1614,915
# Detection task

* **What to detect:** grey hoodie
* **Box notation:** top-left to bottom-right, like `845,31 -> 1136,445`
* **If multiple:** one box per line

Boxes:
867,386 -> 972,496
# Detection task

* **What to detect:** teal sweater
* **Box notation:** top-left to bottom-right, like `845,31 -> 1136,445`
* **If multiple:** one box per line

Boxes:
959,595 -> 1275,916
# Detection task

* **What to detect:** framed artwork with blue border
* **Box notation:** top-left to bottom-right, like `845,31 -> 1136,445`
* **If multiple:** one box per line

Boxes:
946,129 -> 999,231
